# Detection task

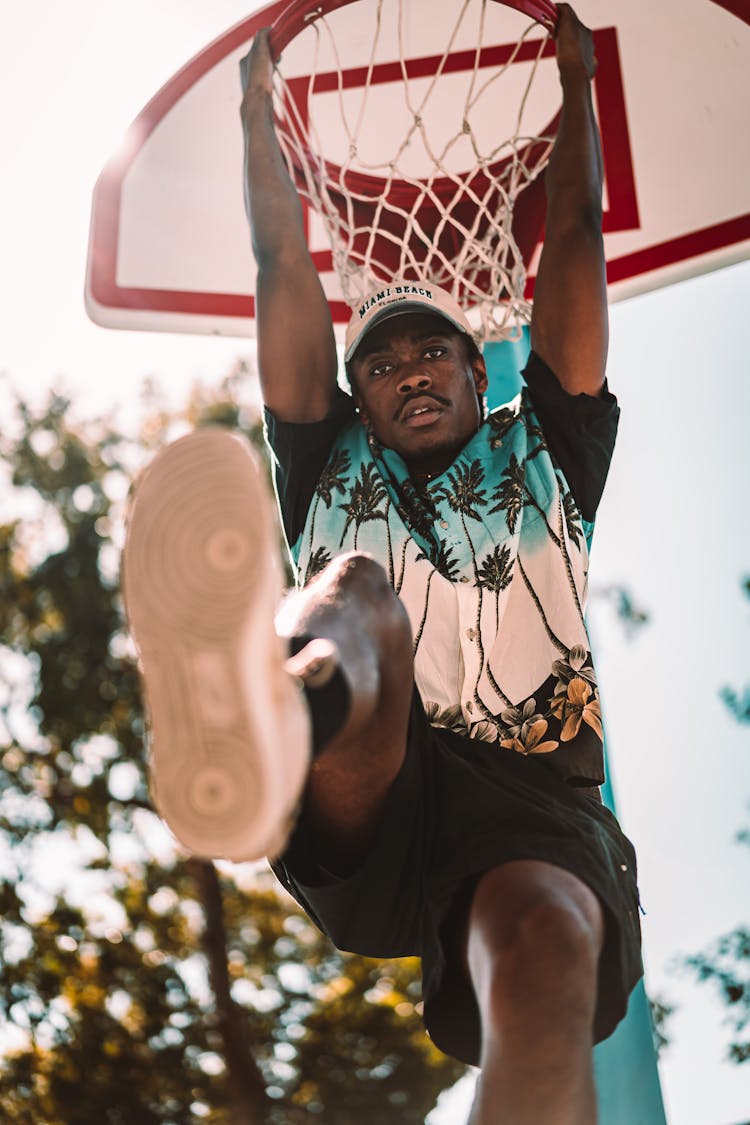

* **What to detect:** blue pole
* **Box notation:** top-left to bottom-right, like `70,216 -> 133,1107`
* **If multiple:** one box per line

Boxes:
483,334 -> 667,1125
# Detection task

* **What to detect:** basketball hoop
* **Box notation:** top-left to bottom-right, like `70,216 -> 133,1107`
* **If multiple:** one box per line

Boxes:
269,0 -> 558,52
267,0 -> 560,341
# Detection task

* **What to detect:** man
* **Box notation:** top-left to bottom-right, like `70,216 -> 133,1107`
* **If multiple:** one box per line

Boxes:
123,5 -> 642,1122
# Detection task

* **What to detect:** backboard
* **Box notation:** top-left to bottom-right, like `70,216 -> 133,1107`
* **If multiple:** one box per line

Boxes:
85,0 -> 750,338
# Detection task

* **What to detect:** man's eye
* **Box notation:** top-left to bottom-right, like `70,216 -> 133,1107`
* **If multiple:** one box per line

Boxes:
369,364 -> 391,378
424,346 -> 446,359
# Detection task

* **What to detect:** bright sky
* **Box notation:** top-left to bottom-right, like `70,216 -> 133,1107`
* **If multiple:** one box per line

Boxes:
2,3 -> 749,1123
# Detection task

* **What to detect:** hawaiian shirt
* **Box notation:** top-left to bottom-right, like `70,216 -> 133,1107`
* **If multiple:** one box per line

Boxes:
266,352 -> 619,788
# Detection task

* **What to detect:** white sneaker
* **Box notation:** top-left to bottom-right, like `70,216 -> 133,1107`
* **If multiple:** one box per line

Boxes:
122,427 -> 311,862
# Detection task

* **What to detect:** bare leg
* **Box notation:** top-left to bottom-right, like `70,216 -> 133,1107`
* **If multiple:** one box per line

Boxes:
277,551 -> 414,872
465,860 -> 604,1125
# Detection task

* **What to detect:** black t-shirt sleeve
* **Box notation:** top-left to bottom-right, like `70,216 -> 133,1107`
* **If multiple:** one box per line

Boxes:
264,388 -> 357,548
521,351 -> 620,523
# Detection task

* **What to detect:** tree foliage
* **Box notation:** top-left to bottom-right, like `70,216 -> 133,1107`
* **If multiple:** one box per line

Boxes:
0,369 -> 464,1123
647,996 -> 674,1059
681,928 -> 750,1065
677,574 -> 750,1066
720,577 -> 750,725
589,583 -> 650,640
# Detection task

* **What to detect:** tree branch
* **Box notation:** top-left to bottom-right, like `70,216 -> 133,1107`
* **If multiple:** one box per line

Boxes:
189,858 -> 270,1125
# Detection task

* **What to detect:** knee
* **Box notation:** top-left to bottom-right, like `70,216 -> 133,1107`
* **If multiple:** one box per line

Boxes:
326,551 -> 391,599
510,897 -> 602,973
467,868 -> 604,1004
326,550 -> 386,586
327,552 -> 412,645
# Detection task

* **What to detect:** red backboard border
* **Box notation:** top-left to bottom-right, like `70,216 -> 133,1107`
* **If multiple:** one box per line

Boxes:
86,0 -> 750,329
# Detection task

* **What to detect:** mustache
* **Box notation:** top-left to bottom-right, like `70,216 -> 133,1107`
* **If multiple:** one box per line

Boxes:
396,393 -> 449,421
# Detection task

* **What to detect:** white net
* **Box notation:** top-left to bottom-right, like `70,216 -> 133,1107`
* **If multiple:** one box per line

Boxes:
272,0 -> 558,341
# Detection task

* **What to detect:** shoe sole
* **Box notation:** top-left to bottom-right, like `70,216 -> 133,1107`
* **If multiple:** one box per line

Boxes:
122,427 -> 310,862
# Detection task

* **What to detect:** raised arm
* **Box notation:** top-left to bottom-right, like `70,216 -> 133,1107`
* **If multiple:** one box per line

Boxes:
530,4 -> 608,396
240,30 -> 338,421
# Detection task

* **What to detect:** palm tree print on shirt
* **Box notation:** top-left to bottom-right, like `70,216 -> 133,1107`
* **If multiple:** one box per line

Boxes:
475,543 -> 515,708
489,452 -> 557,537
477,543 -> 514,632
295,389 -> 604,784
515,557 -> 567,655
338,462 -> 388,550
434,459 -> 507,719
560,484 -> 582,549
413,540 -> 459,655
306,449 -> 351,561
521,401 -> 586,610
519,400 -> 548,458
487,405 -> 518,449
304,546 -> 333,585
394,478 -> 442,566
489,453 -> 585,626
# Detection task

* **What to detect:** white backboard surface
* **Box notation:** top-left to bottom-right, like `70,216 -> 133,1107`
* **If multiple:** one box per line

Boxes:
85,0 -> 750,337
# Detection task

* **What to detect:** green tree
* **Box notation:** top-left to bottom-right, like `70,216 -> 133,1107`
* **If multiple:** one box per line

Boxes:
678,575 -> 750,1065
0,369 -> 464,1123
720,577 -> 750,726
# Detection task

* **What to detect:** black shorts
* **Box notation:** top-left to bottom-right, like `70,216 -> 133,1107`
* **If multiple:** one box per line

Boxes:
271,690 -> 643,1066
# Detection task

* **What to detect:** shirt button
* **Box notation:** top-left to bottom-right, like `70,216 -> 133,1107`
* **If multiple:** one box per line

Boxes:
466,628 -> 476,640
459,576 -> 469,584
440,521 -> 449,529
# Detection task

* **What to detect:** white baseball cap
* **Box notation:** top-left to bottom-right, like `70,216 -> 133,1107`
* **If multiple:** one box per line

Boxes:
344,281 -> 475,362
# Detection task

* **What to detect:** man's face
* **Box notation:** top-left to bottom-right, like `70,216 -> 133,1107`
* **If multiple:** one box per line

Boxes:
349,312 -> 488,476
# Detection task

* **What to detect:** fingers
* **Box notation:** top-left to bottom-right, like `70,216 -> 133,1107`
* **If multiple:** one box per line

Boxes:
537,3 -> 558,36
